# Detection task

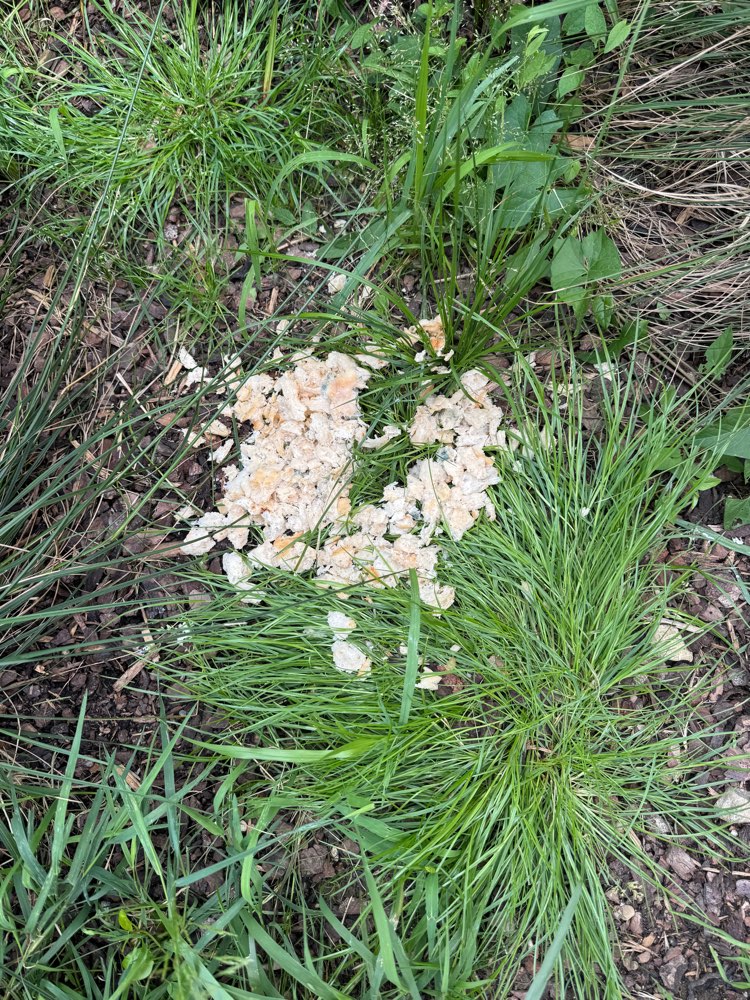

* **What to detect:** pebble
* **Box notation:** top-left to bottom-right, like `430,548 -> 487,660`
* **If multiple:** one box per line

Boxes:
646,813 -> 672,836
716,787 -> 750,824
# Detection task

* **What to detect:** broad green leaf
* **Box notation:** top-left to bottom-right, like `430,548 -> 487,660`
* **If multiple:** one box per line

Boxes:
701,327 -> 734,380
437,146 -> 552,201
591,291 -> 614,329
349,23 -> 373,48
562,7 -> 587,34
581,229 -> 621,281
550,235 -> 586,307
517,49 -> 557,88
724,497 -> 750,530
524,25 -> 550,58
604,19 -> 631,52
696,405 -> 750,460
651,446 -> 685,472
584,3 -> 607,40
565,44 -> 595,67
558,66 -> 584,98
110,947 -> 154,999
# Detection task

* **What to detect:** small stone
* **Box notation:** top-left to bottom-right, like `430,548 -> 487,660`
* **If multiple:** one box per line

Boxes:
735,879 -> 750,897
637,950 -> 652,964
716,787 -> 750,824
614,903 -> 635,922
645,813 -> 671,836
49,5 -> 66,18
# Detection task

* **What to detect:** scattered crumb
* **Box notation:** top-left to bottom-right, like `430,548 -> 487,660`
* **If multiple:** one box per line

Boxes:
332,640 -> 371,675
653,621 -> 694,663
327,272 -> 347,295
327,610 -> 357,640
416,669 -> 441,691
361,424 -> 402,450
178,348 -> 199,370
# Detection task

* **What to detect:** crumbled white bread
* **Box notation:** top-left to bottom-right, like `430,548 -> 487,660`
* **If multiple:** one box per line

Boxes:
222,551 -> 262,603
178,348 -> 199,370
405,315 -> 446,354
653,621 -> 694,663
174,503 -> 200,522
332,640 -> 371,675
184,366 -> 209,389
211,440 -> 233,464
416,669 -> 441,691
361,424 -> 402,450
326,612 -> 369,674
178,350 -> 209,390
327,610 -> 357,640
180,332 -> 506,613
327,272 -> 347,295
205,419 -> 230,438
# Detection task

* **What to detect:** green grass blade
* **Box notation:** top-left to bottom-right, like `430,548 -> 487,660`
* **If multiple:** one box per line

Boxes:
526,884 -> 583,1000
398,569 -> 422,727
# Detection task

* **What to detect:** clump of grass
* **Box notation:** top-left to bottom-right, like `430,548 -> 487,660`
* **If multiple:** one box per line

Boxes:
579,0 -> 750,356
0,0 -> 362,252
166,360 -> 747,997
0,711 -> 319,999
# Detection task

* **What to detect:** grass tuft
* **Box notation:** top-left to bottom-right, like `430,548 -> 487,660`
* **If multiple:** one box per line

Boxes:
1,0 -> 362,252
166,362 -> 746,996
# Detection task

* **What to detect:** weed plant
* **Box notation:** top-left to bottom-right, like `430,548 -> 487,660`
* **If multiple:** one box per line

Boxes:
577,0 -> 750,354
167,362 -> 747,997
0,0 -> 363,252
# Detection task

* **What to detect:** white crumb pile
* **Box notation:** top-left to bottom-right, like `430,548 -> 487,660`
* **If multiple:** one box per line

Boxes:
179,318 -> 507,670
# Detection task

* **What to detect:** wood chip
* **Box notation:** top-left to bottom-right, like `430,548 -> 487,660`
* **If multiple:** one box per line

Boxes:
113,629 -> 158,692
114,764 -> 141,791
164,357 -> 184,387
